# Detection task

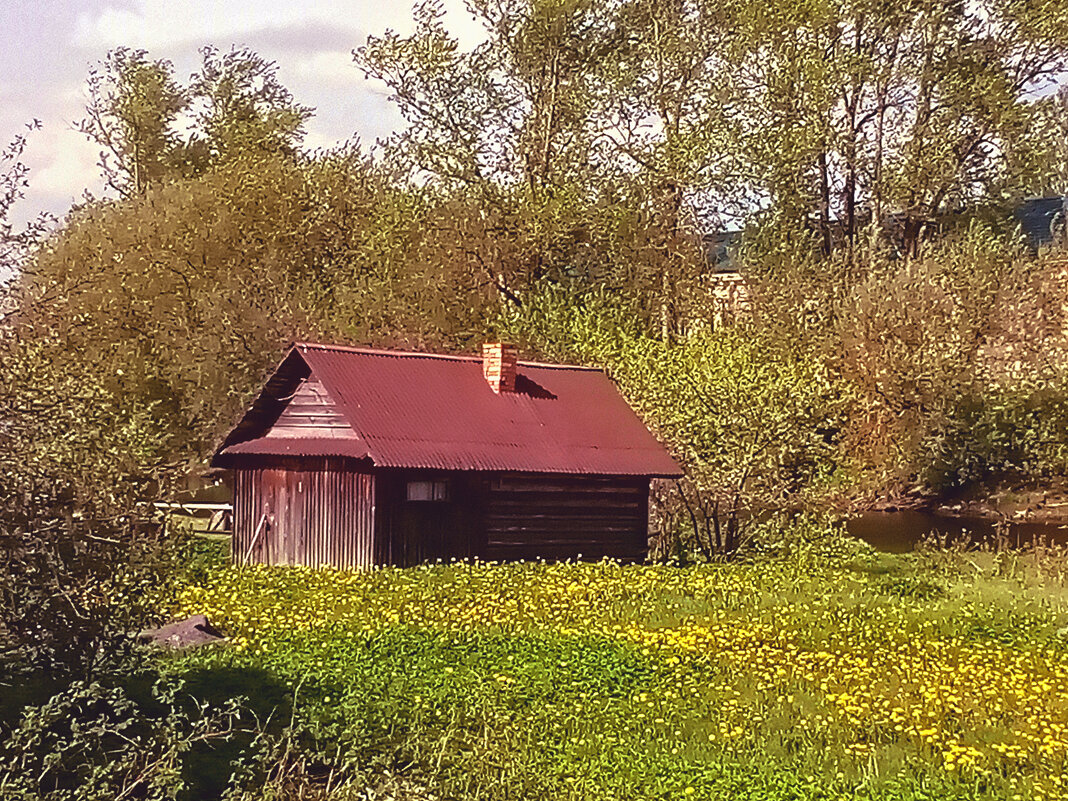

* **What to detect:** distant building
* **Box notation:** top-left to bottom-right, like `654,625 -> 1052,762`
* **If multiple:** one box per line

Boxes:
702,231 -> 750,328
702,230 -> 743,271
213,343 -> 681,568
1014,197 -> 1068,250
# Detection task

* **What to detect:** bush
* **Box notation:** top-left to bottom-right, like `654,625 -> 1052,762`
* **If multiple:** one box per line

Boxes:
0,674 -> 247,801
499,284 -> 844,558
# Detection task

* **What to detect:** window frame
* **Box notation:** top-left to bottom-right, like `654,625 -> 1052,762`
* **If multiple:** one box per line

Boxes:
405,478 -> 450,502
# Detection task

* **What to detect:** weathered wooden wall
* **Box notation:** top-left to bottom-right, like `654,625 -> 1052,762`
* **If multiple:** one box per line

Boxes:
234,464 -> 651,568
482,474 -> 649,563
262,377 -> 356,440
373,471 -> 484,566
374,471 -> 649,566
233,457 -> 374,568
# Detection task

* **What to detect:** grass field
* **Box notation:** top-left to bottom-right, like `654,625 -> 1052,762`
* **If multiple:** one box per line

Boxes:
167,545 -> 1068,800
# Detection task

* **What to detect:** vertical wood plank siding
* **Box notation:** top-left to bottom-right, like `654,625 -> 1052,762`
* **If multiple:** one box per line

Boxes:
233,458 -> 374,568
373,471 -> 483,567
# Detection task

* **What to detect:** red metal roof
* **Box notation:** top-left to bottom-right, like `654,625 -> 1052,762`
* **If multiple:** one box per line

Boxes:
216,343 -> 682,477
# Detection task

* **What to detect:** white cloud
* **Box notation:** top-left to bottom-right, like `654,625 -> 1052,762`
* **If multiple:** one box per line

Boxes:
2,74 -> 103,227
74,1 -> 484,53
75,1 -> 357,51
4,1 -> 488,227
294,50 -> 357,87
32,126 -> 102,202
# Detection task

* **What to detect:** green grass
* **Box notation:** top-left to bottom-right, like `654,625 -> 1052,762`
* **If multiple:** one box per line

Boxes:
164,546 -> 1068,800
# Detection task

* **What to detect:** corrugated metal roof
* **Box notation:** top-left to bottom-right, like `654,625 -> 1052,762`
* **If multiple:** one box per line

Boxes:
216,343 -> 682,477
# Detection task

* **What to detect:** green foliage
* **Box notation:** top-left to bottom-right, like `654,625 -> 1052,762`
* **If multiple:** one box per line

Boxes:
0,677 -> 247,801
733,221 -> 1068,499
0,438 -> 182,679
12,10 -> 1067,518
77,48 -> 189,197
500,283 -> 844,555
727,0 -> 1068,255
830,223 -> 1068,491
1023,86 -> 1068,200
190,46 -> 313,168
5,8 -> 1068,800
357,0 -> 603,191
924,386 -> 1068,490
1,124 -> 51,273
157,554 -> 1068,800
78,47 -> 313,196
878,576 -> 945,601
356,0 -> 708,321
9,151 -> 499,491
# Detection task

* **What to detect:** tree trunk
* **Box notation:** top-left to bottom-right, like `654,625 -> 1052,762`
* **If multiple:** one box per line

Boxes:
818,151 -> 833,256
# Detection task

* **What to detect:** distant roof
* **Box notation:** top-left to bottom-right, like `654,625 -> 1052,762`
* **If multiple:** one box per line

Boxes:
702,230 -> 743,272
214,343 -> 682,477
1014,197 -> 1067,248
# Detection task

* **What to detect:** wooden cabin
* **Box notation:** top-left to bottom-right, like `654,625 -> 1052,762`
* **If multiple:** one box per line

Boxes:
212,342 -> 681,567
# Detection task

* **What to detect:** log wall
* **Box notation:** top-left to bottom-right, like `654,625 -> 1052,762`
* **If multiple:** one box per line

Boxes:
374,471 -> 648,566
233,464 -> 651,568
482,474 -> 649,563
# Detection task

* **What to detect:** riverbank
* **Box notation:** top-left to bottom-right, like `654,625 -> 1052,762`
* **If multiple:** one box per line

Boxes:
846,477 -> 1068,523
840,477 -> 1068,552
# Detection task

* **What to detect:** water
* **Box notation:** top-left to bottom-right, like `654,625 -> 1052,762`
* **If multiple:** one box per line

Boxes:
846,510 -> 1068,553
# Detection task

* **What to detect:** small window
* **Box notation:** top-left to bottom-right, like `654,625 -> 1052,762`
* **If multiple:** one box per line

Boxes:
407,479 -> 449,502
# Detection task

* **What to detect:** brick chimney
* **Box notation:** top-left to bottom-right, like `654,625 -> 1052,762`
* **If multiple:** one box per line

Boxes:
482,342 -> 517,393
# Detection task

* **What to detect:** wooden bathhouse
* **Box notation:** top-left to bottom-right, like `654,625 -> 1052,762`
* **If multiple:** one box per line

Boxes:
212,342 -> 681,567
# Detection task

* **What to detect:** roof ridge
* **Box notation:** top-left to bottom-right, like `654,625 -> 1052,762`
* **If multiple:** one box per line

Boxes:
292,342 -> 602,371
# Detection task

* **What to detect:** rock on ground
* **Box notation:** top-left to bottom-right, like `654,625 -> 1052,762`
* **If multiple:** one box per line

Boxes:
140,614 -> 226,649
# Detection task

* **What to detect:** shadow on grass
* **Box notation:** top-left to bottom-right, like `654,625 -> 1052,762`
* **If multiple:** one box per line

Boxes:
1,658 -> 305,801
175,664 -> 296,801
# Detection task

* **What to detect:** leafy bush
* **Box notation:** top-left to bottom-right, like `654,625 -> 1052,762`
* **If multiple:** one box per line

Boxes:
499,284 -> 845,557
0,675 -> 246,801
922,386 -> 1068,491
878,577 -> 945,601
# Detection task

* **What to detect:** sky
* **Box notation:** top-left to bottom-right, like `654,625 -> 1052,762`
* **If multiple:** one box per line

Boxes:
0,0 -> 485,228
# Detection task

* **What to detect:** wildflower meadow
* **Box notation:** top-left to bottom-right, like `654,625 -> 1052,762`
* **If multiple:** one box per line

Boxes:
167,545 -> 1068,800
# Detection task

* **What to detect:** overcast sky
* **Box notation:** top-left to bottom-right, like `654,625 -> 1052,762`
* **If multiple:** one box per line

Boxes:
0,0 -> 485,227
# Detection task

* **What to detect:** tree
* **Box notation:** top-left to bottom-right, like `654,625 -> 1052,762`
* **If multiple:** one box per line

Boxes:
0,134 -> 174,683
189,46 -> 313,167
589,0 -> 739,338
724,0 -> 1068,257
1019,84 -> 1068,199
499,284 -> 842,557
357,0 -> 610,192
356,0 -> 614,308
78,47 -> 314,196
355,0 -> 709,325
1,122 -> 54,277
77,49 -> 189,196
834,223 -> 1068,492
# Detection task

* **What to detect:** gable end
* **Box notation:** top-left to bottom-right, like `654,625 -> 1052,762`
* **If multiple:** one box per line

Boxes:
264,378 -> 355,439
